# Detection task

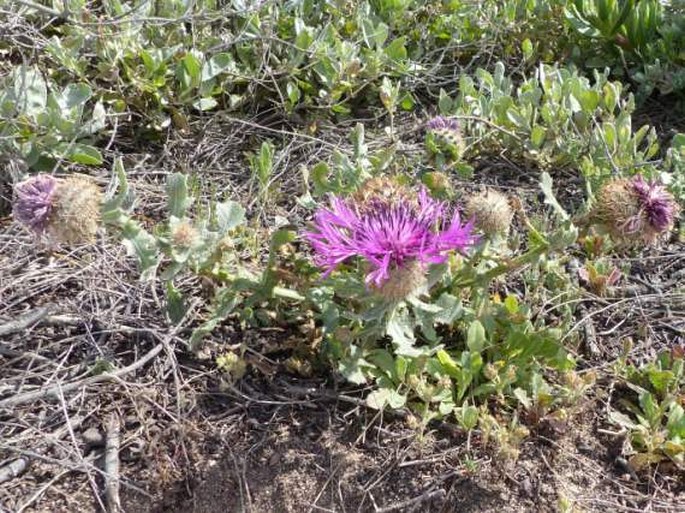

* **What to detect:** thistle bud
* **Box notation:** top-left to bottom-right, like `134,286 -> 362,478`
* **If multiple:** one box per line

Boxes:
373,260 -> 427,302
48,176 -> 102,244
426,116 -> 464,160
426,116 -> 462,147
592,176 -> 679,245
464,189 -> 513,237
351,176 -> 415,212
170,219 -> 197,248
422,171 -> 451,197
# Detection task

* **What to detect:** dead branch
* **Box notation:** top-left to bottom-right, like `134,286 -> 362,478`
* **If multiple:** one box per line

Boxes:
0,458 -> 28,485
0,304 -> 57,337
0,415 -> 85,485
0,343 -> 164,409
104,414 -> 121,513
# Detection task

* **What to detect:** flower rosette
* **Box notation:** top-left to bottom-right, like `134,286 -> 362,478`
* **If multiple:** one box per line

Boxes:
304,178 -> 477,301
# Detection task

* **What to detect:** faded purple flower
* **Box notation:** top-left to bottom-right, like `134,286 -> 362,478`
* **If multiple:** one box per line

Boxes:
630,176 -> 677,232
304,187 -> 476,287
426,116 -> 460,133
12,174 -> 57,234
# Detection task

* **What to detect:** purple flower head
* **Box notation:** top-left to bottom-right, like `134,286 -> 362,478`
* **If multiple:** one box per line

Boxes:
426,116 -> 460,134
12,174 -> 58,234
304,186 -> 477,287
630,176 -> 677,232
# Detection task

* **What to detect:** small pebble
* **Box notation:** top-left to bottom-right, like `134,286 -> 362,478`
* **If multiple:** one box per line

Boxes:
81,427 -> 104,447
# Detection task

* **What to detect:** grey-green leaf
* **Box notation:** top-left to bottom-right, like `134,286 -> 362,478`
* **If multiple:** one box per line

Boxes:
215,200 -> 245,233
167,173 -> 192,218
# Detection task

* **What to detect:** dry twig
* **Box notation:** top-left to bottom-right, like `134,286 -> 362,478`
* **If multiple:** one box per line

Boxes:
104,414 -> 122,513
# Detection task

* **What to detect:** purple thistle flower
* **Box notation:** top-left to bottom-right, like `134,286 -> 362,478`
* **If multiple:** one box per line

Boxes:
630,176 -> 677,232
426,116 -> 460,134
304,187 -> 477,287
12,174 -> 57,234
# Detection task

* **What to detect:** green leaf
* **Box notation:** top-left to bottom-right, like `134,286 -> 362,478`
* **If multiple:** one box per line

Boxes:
384,37 -> 407,61
13,65 -> 47,117
369,349 -> 396,378
504,295 -> 519,314
435,294 -> 462,325
167,173 -> 192,218
310,161 -> 330,194
102,157 -> 130,217
366,387 -> 406,410
438,89 -> 453,114
270,229 -> 297,250
339,344 -> 369,384
63,143 -> 103,165
165,281 -> 186,324
386,308 -> 419,356
395,356 -> 408,382
189,287 -> 240,350
521,38 -> 534,60
530,125 -> 546,149
120,220 -> 161,281
362,19 -> 388,48
456,404 -> 479,430
670,133 -> 685,151
60,83 -> 92,112
437,349 -> 461,378
202,53 -> 235,82
467,320 -> 486,353
181,52 -> 202,86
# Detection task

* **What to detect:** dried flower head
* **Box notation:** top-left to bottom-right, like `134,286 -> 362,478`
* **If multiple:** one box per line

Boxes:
464,189 -> 513,237
13,174 -> 102,245
12,174 -> 58,234
593,176 -> 679,245
304,183 -> 477,300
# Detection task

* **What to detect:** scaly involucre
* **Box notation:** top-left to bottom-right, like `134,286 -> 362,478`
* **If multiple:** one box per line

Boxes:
304,187 -> 476,286
12,174 -> 58,234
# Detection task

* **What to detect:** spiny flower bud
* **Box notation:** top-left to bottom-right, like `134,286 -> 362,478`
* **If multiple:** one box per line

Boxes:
426,116 -> 464,157
464,189 -> 513,237
351,176 -> 415,212
372,259 -> 427,302
48,176 -> 102,244
592,176 -> 679,245
13,174 -> 102,245
422,171 -> 451,197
